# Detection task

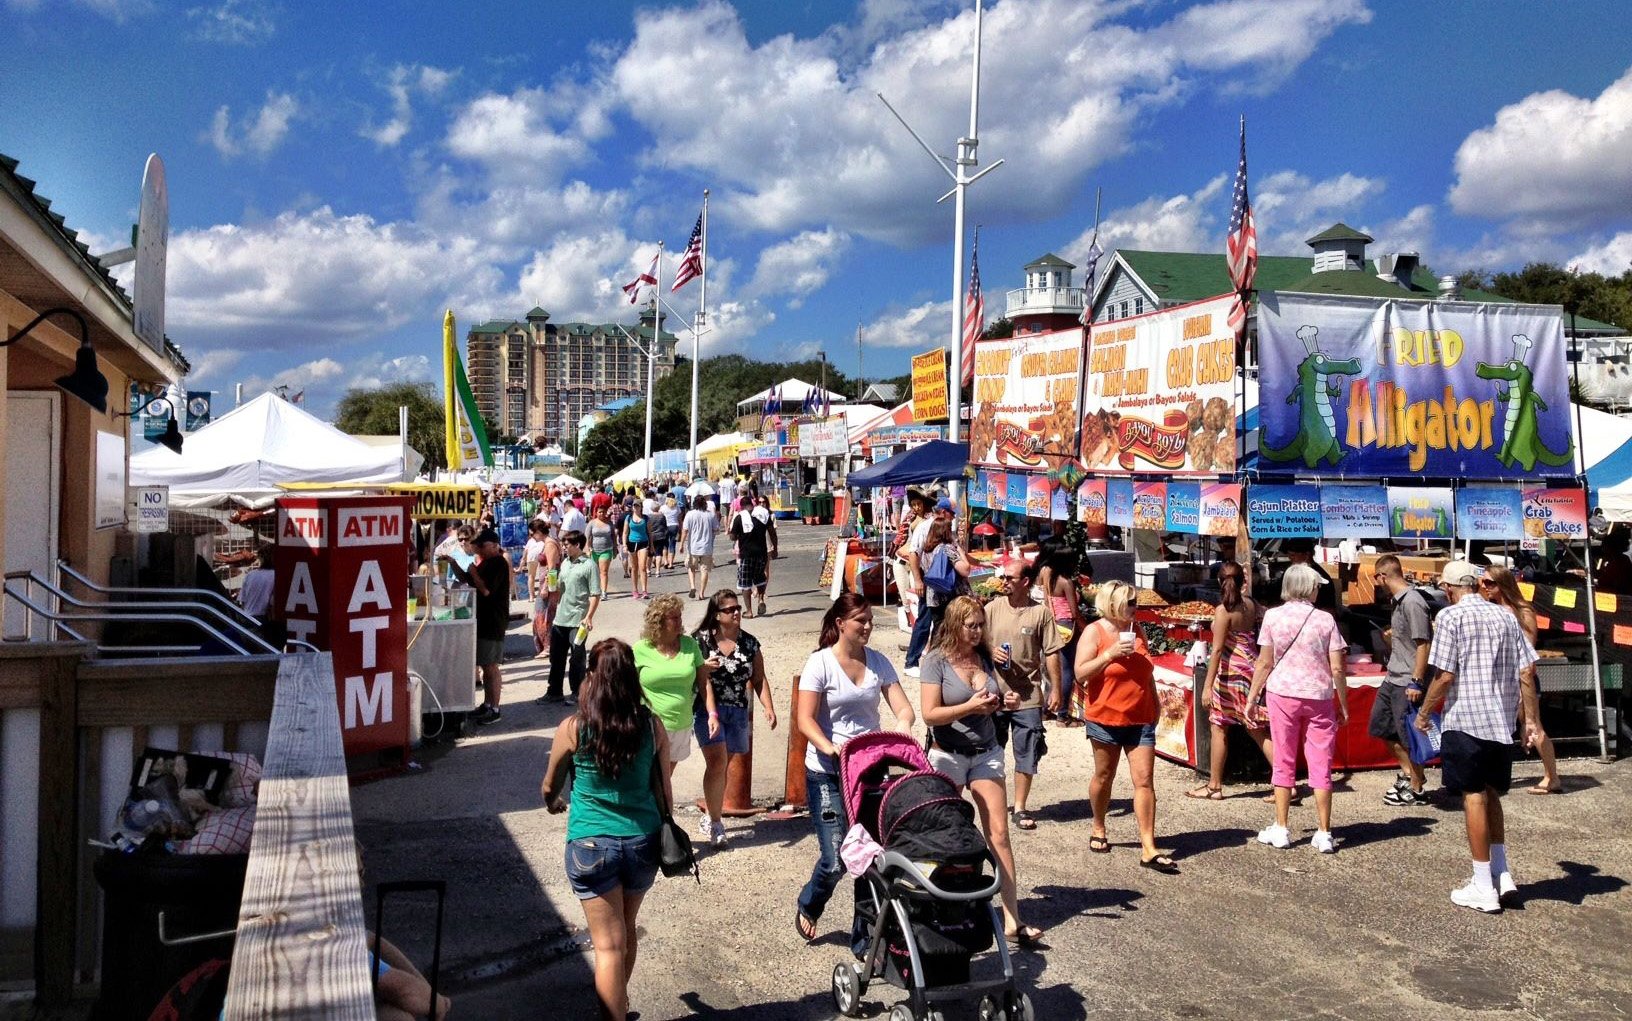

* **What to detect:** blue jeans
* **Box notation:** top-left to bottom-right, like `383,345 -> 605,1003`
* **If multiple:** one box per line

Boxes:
904,600 -> 944,668
796,769 -> 868,954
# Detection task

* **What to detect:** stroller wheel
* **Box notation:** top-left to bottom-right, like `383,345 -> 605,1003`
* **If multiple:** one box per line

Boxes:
979,996 -> 1003,1021
1006,991 -> 1036,1021
888,1005 -> 916,1021
831,962 -> 863,1017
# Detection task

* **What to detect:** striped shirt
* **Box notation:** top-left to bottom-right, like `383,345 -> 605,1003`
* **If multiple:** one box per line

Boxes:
1427,593 -> 1538,744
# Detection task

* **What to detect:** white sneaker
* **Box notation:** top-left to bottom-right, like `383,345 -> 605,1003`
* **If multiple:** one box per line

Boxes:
904,666 -> 921,679
1310,830 -> 1336,854
1497,871 -> 1518,903
696,815 -> 715,842
1256,824 -> 1290,849
1450,880 -> 1502,913
710,820 -> 728,847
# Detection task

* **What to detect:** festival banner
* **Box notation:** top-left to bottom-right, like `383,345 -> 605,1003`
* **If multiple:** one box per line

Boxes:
1257,292 -> 1573,478
1050,482 -> 1069,521
1199,483 -> 1242,537
1522,487 -> 1588,541
1026,475 -> 1051,518
1132,481 -> 1168,531
1320,485 -> 1390,538
185,391 -> 212,430
1078,294 -> 1238,474
1077,479 -> 1108,526
1165,483 -> 1201,534
1107,478 -> 1135,528
1005,473 -> 1029,515
1455,488 -> 1524,540
987,472 -> 1007,514
1246,484 -> 1324,538
969,332 -> 1082,471
869,424 -> 944,447
1387,486 -> 1456,540
797,418 -> 849,457
911,348 -> 949,422
968,470 -> 990,509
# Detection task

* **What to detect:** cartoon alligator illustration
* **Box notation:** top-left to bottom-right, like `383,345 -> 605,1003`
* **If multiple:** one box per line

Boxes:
1476,333 -> 1574,472
1261,325 -> 1362,468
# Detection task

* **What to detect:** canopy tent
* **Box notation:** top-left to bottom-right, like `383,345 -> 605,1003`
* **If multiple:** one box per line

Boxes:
354,434 -> 426,480
606,449 -> 687,483
735,377 -> 845,411
130,392 -> 408,507
696,431 -> 755,456
846,441 -> 969,488
548,473 -> 584,488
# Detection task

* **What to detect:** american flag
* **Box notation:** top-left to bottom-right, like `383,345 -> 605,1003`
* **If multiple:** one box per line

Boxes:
761,384 -> 780,431
671,213 -> 704,292
961,236 -> 985,385
1225,118 -> 1257,338
622,253 -> 658,304
1078,239 -> 1104,326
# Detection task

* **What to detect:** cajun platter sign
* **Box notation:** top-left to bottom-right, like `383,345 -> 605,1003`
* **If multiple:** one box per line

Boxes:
1078,294 -> 1239,474
969,331 -> 1082,471
1257,292 -> 1573,478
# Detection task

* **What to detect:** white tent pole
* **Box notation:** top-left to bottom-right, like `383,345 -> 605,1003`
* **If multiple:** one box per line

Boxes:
399,405 -> 410,482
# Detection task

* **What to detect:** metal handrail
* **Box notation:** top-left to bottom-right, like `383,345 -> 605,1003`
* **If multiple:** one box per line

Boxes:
56,559 -> 267,633
3,575 -> 261,656
33,568 -> 279,655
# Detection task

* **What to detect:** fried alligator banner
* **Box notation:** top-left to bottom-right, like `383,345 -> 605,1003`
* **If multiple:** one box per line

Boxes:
970,332 -> 1082,471
1079,294 -> 1238,474
1257,292 -> 1574,478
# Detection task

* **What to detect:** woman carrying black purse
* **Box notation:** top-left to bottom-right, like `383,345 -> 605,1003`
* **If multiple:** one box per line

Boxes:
542,638 -> 674,1021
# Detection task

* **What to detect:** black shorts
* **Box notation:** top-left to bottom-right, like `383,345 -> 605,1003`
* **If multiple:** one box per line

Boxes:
1440,730 -> 1513,795
993,707 -> 1048,774
1367,683 -> 1412,745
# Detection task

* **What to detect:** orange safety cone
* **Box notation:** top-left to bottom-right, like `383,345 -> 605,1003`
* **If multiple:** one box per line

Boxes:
781,671 -> 809,811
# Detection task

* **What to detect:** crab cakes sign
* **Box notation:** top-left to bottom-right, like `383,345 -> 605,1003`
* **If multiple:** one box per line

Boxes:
969,331 -> 1082,471
1078,294 -> 1239,474
1257,293 -> 1574,479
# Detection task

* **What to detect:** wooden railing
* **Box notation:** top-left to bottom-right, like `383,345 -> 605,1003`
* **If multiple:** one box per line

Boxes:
223,652 -> 373,1019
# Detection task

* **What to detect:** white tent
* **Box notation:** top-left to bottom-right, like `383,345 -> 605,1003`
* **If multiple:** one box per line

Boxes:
695,431 -> 755,457
130,392 -> 407,506
548,473 -> 584,487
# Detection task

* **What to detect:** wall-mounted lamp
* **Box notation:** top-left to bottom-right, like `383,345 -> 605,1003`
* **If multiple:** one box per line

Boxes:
117,394 -> 184,454
0,306 -> 111,413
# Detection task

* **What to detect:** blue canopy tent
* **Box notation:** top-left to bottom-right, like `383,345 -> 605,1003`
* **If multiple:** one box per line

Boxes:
846,440 -> 970,488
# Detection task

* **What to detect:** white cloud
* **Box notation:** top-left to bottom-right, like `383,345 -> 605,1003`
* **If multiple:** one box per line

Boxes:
206,91 -> 297,159
1365,204 -> 1435,258
863,298 -> 953,349
4,0 -> 153,20
165,206 -> 495,344
187,0 -> 275,44
608,0 -> 1368,245
1254,170 -> 1386,254
186,347 -> 246,383
362,64 -> 456,148
1449,65 -> 1632,228
415,169 -> 629,256
271,357 -> 344,390
745,229 -> 852,305
1066,176 -> 1226,261
445,89 -> 593,181
1572,232 -> 1632,276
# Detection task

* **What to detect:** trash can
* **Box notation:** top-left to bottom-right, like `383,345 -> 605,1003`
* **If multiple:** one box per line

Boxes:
812,492 -> 833,523
797,494 -> 817,522
92,850 -> 249,1021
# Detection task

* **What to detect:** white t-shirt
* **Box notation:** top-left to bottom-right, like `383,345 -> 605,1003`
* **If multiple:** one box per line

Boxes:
908,517 -> 933,555
799,646 -> 899,774
560,506 -> 587,536
719,478 -> 737,507
682,508 -> 717,555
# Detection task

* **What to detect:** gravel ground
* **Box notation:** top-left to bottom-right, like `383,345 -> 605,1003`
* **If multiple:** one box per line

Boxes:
350,524 -> 1632,1021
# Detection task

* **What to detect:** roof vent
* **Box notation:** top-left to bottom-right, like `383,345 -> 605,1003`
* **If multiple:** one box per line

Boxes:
1438,275 -> 1461,300
1376,252 -> 1419,289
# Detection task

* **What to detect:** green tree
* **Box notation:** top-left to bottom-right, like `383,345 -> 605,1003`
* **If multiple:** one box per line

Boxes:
333,381 -> 447,472
982,317 -> 1016,340
1461,262 -> 1632,331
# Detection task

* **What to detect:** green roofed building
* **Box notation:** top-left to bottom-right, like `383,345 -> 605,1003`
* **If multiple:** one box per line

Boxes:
465,308 -> 678,444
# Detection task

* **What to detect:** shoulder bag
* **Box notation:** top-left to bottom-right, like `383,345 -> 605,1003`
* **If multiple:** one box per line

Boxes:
646,714 -> 700,882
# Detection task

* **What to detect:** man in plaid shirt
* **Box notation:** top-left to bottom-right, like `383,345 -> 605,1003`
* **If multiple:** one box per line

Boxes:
1418,560 -> 1544,914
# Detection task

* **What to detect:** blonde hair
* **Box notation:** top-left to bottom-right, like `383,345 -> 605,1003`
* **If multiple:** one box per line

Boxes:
930,595 -> 986,658
642,593 -> 687,644
1094,580 -> 1134,623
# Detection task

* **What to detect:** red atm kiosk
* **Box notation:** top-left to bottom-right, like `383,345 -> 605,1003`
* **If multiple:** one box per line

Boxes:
274,494 -> 415,766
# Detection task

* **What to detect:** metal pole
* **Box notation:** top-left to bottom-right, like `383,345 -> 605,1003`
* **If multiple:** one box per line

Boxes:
689,191 -> 708,474
1570,310 -> 1610,760
400,405 -> 410,482
645,242 -> 663,478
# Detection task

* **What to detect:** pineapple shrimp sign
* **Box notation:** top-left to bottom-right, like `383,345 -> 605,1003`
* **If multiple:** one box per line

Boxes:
1257,292 -> 1574,479
969,331 -> 1082,472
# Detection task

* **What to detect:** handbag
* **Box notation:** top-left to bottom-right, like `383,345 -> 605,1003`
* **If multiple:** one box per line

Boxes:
646,718 -> 700,882
1405,706 -> 1442,765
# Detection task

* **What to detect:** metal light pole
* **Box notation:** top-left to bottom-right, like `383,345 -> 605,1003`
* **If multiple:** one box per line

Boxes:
878,0 -> 1003,445
645,242 -> 663,477
689,191 -> 708,475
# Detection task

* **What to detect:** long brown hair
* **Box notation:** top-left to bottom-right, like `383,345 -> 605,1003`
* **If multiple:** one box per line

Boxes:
1218,560 -> 1246,613
693,588 -> 741,640
577,639 -> 647,778
931,595 -> 987,659
924,519 -> 953,555
1479,564 -> 1530,614
818,592 -> 872,649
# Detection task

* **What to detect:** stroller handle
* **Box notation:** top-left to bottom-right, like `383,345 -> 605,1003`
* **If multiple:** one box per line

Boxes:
879,850 -> 1002,902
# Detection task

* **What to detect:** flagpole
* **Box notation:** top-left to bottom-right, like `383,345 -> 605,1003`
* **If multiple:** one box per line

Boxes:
1072,189 -> 1102,464
689,190 -> 708,475
646,242 -> 663,478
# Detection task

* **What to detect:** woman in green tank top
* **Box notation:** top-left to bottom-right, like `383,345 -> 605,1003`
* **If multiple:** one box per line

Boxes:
542,639 -> 671,1021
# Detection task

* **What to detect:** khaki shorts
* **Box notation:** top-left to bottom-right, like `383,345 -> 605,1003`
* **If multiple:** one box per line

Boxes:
686,552 -> 715,570
666,723 -> 694,764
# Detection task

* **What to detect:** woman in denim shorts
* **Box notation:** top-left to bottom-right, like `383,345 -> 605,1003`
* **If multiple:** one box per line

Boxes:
542,639 -> 669,1021
691,590 -> 779,846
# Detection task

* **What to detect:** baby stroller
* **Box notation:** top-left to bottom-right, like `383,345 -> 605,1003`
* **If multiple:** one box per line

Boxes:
832,732 -> 1034,1021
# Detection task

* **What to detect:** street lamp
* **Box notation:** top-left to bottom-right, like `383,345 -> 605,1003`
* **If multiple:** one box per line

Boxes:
2,306 -> 111,413
117,394 -> 184,453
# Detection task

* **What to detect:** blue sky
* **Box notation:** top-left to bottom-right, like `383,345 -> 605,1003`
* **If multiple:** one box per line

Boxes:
4,0 -> 1632,420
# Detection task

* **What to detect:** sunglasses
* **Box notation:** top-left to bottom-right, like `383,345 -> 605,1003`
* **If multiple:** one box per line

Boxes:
719,605 -> 742,615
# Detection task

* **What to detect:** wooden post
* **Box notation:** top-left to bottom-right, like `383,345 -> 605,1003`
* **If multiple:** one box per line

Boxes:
35,645 -> 84,1006
783,672 -> 808,809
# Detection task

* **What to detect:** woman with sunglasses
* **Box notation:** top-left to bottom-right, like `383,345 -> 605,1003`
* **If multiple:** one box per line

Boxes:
692,590 -> 777,846
634,593 -> 718,777
1189,559 -> 1273,800
919,594 -> 1043,946
1479,565 -> 1561,794
793,593 -> 915,947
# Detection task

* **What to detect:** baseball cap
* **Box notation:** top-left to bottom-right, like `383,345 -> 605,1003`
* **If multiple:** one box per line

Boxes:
935,497 -> 955,513
473,528 -> 501,547
1441,561 -> 1481,588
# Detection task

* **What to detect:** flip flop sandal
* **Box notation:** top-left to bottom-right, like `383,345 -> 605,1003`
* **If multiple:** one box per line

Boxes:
1088,835 -> 1111,853
1005,925 -> 1046,948
1139,854 -> 1180,874
795,908 -> 818,943
1527,783 -> 1563,795
1013,809 -> 1037,830
1185,785 -> 1224,800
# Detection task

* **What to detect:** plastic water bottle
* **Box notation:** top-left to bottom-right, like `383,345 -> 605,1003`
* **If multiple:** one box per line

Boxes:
124,799 -> 164,832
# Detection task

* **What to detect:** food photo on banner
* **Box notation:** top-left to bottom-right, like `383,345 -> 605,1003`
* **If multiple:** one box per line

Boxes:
1005,472 -> 1029,515
969,331 -> 1082,470
968,469 -> 990,508
1132,481 -> 1167,531
1107,478 -> 1135,528
1026,475 -> 1051,518
1077,479 -> 1107,525
1078,293 -> 1239,474
1256,292 -> 1575,478
1199,483 -> 1241,536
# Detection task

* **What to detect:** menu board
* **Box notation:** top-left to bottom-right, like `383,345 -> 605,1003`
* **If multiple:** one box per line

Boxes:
911,348 -> 949,422
969,331 -> 1082,471
1079,294 -> 1238,474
